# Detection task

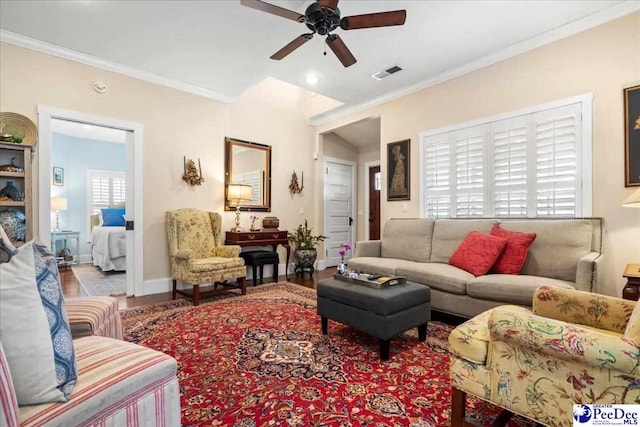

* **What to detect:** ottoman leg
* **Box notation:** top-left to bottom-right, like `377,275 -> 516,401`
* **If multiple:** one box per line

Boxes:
418,323 -> 427,341
321,317 -> 328,334
379,339 -> 390,361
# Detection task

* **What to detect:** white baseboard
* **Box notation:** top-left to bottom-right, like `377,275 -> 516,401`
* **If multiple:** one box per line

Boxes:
138,262 -> 329,297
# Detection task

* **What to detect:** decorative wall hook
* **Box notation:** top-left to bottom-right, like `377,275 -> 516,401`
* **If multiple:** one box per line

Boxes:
289,170 -> 304,194
182,156 -> 204,186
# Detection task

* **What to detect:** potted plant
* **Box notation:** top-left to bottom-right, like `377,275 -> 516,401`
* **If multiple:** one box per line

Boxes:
288,219 -> 326,276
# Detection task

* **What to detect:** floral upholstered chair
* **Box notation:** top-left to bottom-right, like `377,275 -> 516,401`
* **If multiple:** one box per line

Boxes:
448,285 -> 640,427
166,209 -> 247,305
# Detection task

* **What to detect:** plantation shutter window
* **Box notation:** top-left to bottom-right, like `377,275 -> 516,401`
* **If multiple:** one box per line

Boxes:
88,170 -> 126,215
420,98 -> 589,218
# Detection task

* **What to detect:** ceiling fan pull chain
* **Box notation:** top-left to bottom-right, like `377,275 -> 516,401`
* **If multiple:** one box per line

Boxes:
324,40 -> 327,56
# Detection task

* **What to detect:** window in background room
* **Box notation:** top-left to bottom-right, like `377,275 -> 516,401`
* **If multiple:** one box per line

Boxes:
420,95 -> 591,218
87,170 -> 126,215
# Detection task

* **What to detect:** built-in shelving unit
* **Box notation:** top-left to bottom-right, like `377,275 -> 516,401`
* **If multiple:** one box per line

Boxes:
0,142 -> 33,246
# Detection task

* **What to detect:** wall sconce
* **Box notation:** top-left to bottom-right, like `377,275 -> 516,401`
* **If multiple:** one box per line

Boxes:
289,170 -> 304,195
227,183 -> 253,232
182,156 -> 204,186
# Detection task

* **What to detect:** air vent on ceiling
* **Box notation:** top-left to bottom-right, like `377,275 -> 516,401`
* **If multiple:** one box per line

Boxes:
371,65 -> 403,80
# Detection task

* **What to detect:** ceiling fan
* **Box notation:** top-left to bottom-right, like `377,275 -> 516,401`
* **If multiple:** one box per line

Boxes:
240,0 -> 407,67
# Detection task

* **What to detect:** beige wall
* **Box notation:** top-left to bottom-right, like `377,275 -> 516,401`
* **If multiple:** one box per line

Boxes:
323,133 -> 358,162
318,12 -> 640,296
0,44 -> 317,286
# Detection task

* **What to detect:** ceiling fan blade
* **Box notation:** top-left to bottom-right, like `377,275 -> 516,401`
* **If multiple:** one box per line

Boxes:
319,0 -> 339,9
270,34 -> 313,60
340,10 -> 406,30
240,0 -> 304,22
326,34 -> 356,67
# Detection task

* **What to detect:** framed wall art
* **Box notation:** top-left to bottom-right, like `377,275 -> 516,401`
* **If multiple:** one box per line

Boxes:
625,84 -> 640,187
53,166 -> 64,186
387,139 -> 410,201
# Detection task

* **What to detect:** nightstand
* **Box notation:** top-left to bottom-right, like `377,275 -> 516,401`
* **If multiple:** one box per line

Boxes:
622,263 -> 640,301
50,230 -> 80,267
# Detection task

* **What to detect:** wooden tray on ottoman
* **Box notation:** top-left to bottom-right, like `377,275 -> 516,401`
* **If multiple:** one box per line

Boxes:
333,273 -> 406,289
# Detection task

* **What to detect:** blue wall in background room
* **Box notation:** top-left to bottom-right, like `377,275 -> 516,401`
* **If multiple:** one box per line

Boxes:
52,133 -> 125,259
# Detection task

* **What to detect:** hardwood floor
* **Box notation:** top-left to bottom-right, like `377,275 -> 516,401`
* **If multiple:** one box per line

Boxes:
59,266 -> 336,309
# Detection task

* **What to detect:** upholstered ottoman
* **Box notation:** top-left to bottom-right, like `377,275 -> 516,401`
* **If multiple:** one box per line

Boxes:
239,250 -> 279,285
65,296 -> 123,340
317,278 -> 431,360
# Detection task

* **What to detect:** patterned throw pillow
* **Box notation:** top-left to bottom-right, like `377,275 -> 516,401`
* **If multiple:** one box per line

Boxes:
489,224 -> 537,274
449,231 -> 507,277
0,224 -> 18,263
32,239 -> 77,398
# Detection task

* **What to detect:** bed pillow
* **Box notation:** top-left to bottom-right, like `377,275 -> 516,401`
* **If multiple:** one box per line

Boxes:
0,241 -> 66,405
101,208 -> 126,227
490,224 -> 537,274
449,231 -> 507,277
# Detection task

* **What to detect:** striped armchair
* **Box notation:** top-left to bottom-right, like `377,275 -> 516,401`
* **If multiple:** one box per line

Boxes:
448,285 -> 640,426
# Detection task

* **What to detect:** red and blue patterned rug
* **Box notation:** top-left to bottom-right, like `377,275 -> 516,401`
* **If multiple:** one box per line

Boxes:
121,282 -> 535,427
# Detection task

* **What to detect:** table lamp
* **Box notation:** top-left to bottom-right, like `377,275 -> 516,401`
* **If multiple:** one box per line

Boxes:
51,197 -> 68,231
227,183 -> 252,232
623,188 -> 640,208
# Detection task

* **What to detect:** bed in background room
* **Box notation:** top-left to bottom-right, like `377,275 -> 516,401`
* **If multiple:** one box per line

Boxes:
90,207 -> 126,272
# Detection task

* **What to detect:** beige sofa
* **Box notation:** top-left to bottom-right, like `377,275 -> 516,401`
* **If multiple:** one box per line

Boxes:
348,218 -> 603,318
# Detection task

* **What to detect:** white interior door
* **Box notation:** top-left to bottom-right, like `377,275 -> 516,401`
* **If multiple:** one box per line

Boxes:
323,158 -> 356,267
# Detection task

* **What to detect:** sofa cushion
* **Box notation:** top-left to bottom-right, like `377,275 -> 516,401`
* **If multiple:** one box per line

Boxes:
430,219 -> 497,263
0,241 -> 66,405
624,300 -> 640,343
449,231 -> 507,276
381,218 -> 435,263
397,263 -> 473,295
490,224 -> 536,274
496,219 -> 593,282
467,275 -> 575,305
18,336 -> 178,427
347,257 -> 417,278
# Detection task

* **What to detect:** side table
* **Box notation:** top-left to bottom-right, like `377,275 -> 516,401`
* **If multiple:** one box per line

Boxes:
622,263 -> 640,301
51,230 -> 80,267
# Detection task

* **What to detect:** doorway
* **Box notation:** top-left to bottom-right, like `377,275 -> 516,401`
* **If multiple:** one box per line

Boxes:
37,105 -> 144,297
323,157 -> 356,267
367,163 -> 381,240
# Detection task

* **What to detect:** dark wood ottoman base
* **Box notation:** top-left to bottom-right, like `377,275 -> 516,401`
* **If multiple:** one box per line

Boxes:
317,278 -> 431,361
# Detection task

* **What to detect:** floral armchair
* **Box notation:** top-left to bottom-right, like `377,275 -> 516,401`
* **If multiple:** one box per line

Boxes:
166,209 -> 247,305
448,285 -> 640,427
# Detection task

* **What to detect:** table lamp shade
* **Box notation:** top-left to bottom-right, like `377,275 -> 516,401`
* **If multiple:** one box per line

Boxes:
51,197 -> 68,212
227,184 -> 252,203
623,188 -> 640,208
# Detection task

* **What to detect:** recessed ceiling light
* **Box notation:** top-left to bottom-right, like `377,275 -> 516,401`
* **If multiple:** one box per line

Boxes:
83,124 -> 92,130
305,74 -> 319,85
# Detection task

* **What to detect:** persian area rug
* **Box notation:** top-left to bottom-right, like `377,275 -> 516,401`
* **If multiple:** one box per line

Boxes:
71,263 -> 126,297
121,282 -> 535,427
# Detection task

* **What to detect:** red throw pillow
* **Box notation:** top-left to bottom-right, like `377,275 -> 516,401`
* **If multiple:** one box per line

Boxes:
449,231 -> 507,277
490,224 -> 537,274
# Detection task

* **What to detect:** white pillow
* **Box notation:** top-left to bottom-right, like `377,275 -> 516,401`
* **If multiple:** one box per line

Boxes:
0,241 -> 66,405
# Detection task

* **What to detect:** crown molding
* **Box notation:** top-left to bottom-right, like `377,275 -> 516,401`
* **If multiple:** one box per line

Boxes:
0,29 -> 235,103
309,1 -> 640,126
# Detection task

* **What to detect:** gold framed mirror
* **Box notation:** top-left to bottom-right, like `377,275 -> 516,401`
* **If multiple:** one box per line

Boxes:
224,137 -> 272,212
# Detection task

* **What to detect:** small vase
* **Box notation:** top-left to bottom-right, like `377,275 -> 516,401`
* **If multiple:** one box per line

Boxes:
337,261 -> 346,275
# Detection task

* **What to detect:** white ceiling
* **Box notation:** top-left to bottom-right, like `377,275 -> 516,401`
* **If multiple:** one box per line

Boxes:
330,117 -> 380,148
1,1 -> 638,118
51,119 -> 127,144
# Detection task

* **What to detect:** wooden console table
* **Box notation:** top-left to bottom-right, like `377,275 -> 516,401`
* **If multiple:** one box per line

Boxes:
623,263 -> 640,301
225,230 -> 290,280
